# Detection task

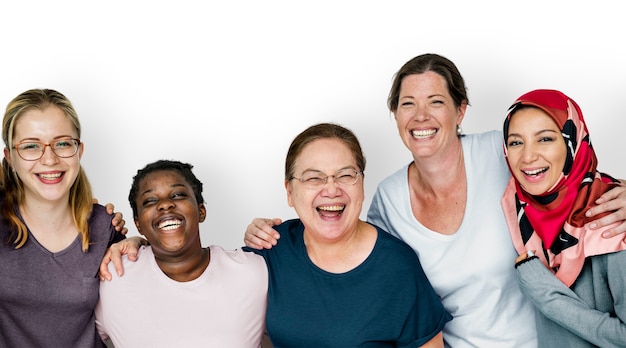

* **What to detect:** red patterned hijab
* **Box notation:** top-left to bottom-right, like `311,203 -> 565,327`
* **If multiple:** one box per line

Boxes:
502,89 -> 624,286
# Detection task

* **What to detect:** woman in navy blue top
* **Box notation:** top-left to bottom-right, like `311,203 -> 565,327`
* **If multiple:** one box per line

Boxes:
244,122 -> 451,347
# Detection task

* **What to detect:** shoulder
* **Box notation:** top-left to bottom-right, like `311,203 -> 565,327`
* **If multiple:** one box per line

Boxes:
274,218 -> 304,235
462,131 -> 508,171
375,163 -> 411,192
367,224 -> 429,284
209,245 -> 268,284
210,245 -> 267,268
105,245 -> 153,280
461,130 -> 503,152
88,204 -> 119,240
371,223 -> 417,259
89,203 -> 113,223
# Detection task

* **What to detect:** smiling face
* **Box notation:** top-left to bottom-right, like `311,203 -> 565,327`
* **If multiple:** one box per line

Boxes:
286,138 -> 363,241
506,107 -> 568,195
393,71 -> 466,160
3,105 -> 83,204
134,170 -> 206,257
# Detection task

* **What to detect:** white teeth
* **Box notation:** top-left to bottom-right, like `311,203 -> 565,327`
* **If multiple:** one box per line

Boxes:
39,173 -> 62,180
158,219 -> 182,230
318,205 -> 344,211
523,168 -> 547,176
411,129 -> 436,138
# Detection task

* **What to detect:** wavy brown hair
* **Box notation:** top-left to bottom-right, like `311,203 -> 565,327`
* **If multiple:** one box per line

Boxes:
387,53 -> 469,113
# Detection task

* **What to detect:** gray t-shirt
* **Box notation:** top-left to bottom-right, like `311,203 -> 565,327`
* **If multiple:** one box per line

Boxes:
0,204 -> 124,347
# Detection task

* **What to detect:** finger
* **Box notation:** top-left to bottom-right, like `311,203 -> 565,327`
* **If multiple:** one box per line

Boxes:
104,203 -> 116,214
112,212 -> 125,228
245,233 -> 274,250
589,203 -> 626,227
265,218 -> 283,228
125,236 -> 145,260
258,226 -> 279,243
587,199 -> 626,220
99,251 -> 113,281
246,241 -> 265,250
601,221 -> 626,238
110,247 -> 125,277
595,185 -> 626,205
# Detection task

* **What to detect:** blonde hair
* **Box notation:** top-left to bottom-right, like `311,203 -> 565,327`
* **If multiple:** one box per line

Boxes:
2,89 -> 94,252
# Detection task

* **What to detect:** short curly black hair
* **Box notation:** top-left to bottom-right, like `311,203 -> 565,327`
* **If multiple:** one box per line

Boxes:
128,160 -> 204,219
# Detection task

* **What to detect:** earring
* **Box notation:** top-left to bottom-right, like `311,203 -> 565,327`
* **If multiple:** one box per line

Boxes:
456,125 -> 463,136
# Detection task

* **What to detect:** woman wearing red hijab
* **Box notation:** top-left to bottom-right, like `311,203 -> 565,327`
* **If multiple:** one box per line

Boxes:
502,89 -> 626,347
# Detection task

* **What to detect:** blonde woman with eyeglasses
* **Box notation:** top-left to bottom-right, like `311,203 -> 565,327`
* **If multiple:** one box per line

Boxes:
0,89 -> 127,347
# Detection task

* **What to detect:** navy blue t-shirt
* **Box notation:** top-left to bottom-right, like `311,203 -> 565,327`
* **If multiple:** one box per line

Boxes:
244,219 -> 451,347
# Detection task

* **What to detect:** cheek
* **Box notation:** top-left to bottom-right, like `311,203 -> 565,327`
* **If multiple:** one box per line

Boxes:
555,144 -> 568,168
351,188 -> 365,205
136,210 -> 153,230
505,149 -> 520,165
12,159 -> 30,175
394,110 -> 411,125
289,190 -> 307,205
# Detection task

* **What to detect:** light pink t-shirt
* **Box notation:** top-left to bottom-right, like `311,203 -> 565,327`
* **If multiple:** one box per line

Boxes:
95,245 -> 268,348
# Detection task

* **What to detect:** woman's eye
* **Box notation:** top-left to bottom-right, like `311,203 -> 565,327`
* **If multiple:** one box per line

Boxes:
20,143 -> 40,150
171,192 -> 188,199
508,140 -> 522,147
539,137 -> 555,142
142,198 -> 157,206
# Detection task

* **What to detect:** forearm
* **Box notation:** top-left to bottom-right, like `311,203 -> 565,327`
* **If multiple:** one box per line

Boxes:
516,258 -> 626,347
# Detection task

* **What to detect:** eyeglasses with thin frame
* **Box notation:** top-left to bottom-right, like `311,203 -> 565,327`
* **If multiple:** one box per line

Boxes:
13,138 -> 81,161
290,168 -> 363,189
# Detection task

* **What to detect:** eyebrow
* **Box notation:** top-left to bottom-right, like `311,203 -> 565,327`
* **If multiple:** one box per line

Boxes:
139,182 -> 188,197
300,166 -> 357,174
15,135 -> 77,142
399,93 -> 445,100
507,129 -> 559,139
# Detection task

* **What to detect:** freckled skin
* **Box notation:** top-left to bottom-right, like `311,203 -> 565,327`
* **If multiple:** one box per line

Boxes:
393,72 -> 466,160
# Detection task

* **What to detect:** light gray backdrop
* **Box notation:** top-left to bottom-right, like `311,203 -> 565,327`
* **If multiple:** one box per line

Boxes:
1,1 -> 624,249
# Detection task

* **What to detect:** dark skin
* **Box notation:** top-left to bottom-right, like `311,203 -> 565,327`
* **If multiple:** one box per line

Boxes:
130,170 -> 208,282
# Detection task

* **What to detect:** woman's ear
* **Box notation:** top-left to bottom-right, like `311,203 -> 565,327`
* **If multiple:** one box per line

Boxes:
198,204 -> 207,222
134,219 -> 143,235
285,180 -> 294,208
4,147 -> 12,168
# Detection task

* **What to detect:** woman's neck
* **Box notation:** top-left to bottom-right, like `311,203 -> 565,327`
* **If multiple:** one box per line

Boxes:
408,139 -> 467,235
411,139 -> 465,194
19,199 -> 77,252
303,220 -> 376,273
156,247 -> 211,282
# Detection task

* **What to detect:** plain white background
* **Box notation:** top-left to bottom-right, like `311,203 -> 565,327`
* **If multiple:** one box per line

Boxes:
1,1 -> 624,249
